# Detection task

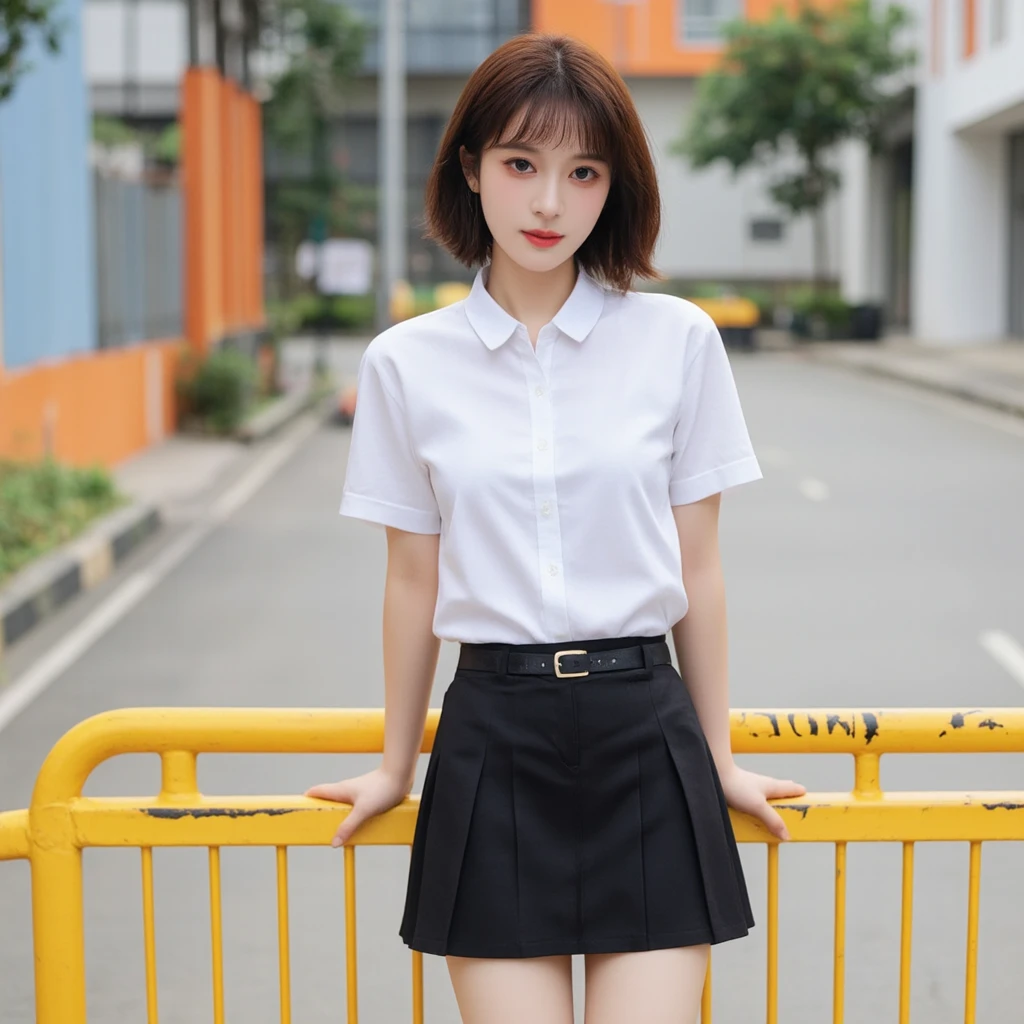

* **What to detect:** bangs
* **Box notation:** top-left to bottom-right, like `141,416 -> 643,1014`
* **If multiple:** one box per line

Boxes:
489,90 -> 616,167
424,34 -> 661,292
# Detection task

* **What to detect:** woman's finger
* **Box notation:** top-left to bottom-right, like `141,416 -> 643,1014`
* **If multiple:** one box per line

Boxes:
766,777 -> 807,799
306,781 -> 354,804
762,805 -> 790,842
331,806 -> 365,848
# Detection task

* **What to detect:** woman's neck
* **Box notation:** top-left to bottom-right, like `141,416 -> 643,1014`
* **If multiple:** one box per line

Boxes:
485,248 -> 578,348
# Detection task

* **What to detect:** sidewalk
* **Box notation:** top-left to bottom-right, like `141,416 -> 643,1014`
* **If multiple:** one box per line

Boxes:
0,364 -> 340,659
804,336 -> 1024,418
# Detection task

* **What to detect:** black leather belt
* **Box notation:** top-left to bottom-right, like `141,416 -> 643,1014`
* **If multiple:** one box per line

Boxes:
458,640 -> 671,679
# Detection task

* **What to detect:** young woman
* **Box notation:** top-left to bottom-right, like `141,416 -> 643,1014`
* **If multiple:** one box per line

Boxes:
307,32 -> 806,1024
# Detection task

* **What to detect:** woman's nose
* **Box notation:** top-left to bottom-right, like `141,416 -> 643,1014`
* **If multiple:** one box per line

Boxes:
531,176 -> 562,218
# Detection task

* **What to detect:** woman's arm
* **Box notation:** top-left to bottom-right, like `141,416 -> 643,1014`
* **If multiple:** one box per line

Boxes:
670,495 -> 734,774
306,526 -> 440,846
380,527 -> 442,791
671,494 -> 805,841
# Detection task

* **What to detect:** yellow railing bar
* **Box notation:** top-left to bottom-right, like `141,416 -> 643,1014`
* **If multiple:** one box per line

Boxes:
899,842 -> 914,1024
345,846 -> 359,1024
0,809 -> 30,861
141,847 -> 159,1024
412,949 -> 425,1024
277,846 -> 292,1024
34,790 -> 1023,847
965,841 -> 982,1024
834,842 -> 847,1024
209,847 -> 225,1024
766,843 -> 779,1024
24,706 -> 1024,815
4,706 -> 1024,1024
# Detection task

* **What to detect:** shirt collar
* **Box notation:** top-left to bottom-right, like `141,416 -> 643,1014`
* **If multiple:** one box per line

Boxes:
464,264 -> 606,351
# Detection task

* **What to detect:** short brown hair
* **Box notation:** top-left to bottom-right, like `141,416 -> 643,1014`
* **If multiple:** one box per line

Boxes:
424,34 -> 661,294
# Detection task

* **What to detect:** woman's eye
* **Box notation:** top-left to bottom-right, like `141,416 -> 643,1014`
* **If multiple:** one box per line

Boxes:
510,158 -> 532,173
573,167 -> 598,182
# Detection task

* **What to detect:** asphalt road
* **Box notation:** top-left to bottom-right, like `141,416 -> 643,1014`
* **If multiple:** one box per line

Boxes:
1,343 -> 1023,1024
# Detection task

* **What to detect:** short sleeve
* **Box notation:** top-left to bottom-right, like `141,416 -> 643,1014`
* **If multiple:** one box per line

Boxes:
339,346 -> 441,533
669,321 -> 763,506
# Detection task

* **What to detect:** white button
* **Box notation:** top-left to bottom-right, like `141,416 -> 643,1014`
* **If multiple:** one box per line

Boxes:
548,563 -> 559,577
536,438 -> 548,451
540,501 -> 551,517
535,385 -> 545,397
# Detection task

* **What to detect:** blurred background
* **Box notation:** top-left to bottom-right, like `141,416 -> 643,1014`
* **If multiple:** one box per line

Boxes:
2,2 -> 1024,1022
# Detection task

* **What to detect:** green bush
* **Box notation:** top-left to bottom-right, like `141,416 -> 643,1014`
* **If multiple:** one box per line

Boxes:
267,293 -> 376,335
791,290 -> 852,328
330,294 -> 375,329
736,286 -> 777,326
0,460 -> 122,582
178,349 -> 259,434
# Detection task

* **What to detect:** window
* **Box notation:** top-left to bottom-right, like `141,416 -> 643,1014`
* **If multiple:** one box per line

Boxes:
991,0 -> 1009,45
750,218 -> 784,242
681,0 -> 743,44
347,0 -> 530,73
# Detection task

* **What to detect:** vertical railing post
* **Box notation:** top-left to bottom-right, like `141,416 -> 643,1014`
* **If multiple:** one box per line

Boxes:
31,834 -> 87,1023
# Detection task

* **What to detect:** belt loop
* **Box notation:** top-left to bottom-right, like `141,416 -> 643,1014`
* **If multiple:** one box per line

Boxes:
642,643 -> 656,670
497,648 -> 510,675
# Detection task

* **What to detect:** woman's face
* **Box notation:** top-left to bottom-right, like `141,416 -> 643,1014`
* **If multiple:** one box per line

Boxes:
462,117 -> 612,274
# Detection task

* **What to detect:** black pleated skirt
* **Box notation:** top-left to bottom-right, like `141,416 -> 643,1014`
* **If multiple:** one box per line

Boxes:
399,634 -> 755,959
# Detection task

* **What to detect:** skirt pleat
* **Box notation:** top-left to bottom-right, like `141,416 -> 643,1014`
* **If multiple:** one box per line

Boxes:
399,638 -> 755,959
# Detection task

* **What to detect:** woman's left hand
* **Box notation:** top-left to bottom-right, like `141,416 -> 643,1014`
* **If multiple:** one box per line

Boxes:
718,765 -> 807,842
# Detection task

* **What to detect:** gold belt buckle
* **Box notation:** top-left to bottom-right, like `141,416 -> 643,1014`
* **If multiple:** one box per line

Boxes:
554,649 -> 589,678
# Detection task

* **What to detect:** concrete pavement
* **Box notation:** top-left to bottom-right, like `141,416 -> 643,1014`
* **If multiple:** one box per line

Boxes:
1,346 -> 1023,1022
805,336 -> 1024,418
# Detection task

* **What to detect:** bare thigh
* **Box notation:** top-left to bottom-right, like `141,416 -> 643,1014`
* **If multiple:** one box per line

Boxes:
446,954 -> 574,1024
583,945 -> 710,1024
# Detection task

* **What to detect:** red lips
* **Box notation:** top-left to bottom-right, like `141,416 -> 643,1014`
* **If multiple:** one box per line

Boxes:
522,230 -> 563,248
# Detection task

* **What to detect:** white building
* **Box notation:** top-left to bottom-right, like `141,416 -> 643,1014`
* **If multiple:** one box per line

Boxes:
914,0 -> 1022,341
843,0 -> 1023,342
84,0 -> 189,123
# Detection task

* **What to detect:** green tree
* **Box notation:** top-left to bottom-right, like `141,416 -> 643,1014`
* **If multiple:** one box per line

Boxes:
1,0 -> 64,102
674,0 -> 914,291
262,0 -> 366,297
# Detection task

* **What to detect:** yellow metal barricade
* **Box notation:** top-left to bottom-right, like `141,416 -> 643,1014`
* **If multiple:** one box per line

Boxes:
2,706 -> 1024,1024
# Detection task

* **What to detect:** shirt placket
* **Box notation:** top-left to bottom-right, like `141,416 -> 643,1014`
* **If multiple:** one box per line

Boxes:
522,326 -> 570,640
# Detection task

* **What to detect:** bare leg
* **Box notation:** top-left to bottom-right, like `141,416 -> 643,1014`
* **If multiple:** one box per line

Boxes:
583,945 -> 709,1024
446,954 -> 574,1024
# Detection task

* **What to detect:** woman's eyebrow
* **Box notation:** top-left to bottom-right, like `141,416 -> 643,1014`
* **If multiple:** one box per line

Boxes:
493,143 -> 606,161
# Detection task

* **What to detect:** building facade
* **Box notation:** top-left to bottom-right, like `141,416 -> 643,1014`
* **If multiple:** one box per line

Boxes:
512,0 -> 845,290
263,0 -> 844,290
909,0 -> 1023,342
1,0 -> 265,467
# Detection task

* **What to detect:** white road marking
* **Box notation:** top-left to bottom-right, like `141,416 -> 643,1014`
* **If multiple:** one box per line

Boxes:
799,477 -> 830,502
0,414 -> 322,735
979,631 -> 1024,690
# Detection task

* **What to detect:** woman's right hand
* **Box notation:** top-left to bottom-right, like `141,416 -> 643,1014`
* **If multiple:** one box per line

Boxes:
305,767 -> 414,848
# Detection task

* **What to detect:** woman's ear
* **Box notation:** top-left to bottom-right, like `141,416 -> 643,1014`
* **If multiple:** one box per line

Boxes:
459,145 -> 480,194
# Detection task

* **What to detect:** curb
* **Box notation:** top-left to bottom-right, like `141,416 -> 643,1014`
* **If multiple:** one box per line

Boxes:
806,347 -> 1024,420
236,386 -> 324,444
0,391 -> 341,661
0,502 -> 161,659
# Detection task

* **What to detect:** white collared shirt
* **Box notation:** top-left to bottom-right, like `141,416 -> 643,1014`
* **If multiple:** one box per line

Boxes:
340,266 -> 762,645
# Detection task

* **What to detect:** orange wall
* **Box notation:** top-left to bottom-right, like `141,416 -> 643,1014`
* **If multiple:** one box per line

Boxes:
0,68 -> 266,469
0,340 -> 184,466
183,68 -> 225,352
532,0 -> 843,76
183,68 -> 266,354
